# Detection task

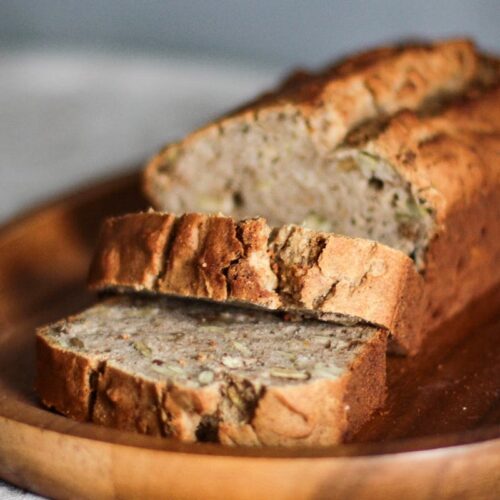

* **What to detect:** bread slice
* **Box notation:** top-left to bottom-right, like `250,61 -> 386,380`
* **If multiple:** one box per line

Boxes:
143,39 -> 500,332
36,297 -> 387,447
88,212 -> 423,354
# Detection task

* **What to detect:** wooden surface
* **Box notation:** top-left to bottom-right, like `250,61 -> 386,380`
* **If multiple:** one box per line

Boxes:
0,171 -> 499,499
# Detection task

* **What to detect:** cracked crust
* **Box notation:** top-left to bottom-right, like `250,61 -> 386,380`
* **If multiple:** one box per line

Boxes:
35,298 -> 387,447
145,39 -> 478,183
89,212 -> 423,354
93,363 -> 166,436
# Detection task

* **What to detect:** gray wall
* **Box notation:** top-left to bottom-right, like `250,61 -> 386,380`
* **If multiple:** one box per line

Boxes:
1,1 -> 499,69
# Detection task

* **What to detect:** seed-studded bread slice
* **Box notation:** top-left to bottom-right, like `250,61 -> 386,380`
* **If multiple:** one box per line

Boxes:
36,297 -> 387,447
88,212 -> 423,354
143,39 -> 500,333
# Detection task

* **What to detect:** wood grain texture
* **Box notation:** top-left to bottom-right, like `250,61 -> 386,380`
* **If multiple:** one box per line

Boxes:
0,171 -> 499,499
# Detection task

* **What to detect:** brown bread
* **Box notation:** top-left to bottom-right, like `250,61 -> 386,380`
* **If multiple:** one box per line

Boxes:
36,297 -> 387,447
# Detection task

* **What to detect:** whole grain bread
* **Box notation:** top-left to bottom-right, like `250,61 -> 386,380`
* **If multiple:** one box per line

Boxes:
88,212 -> 423,354
36,297 -> 386,447
142,39 -> 500,334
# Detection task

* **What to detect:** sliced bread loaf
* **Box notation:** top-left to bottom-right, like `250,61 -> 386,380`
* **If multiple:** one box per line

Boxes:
88,212 -> 423,354
36,297 -> 387,447
144,39 -> 481,261
143,40 -> 500,332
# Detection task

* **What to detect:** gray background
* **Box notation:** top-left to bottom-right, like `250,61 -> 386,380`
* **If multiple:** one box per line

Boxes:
0,1 -> 499,497
1,0 -> 500,67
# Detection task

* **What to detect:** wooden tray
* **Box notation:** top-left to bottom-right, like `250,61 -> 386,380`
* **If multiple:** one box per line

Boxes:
0,171 -> 499,499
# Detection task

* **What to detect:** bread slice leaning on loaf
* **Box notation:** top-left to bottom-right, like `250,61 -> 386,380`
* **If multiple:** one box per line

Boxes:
143,39 -> 500,334
88,212 -> 423,354
36,297 -> 387,447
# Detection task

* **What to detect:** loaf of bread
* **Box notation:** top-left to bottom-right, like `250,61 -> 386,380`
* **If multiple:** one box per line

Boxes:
143,39 -> 500,332
36,297 -> 386,447
36,39 -> 500,449
88,212 -> 423,354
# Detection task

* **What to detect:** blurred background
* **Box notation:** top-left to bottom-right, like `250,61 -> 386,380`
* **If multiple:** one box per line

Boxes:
1,0 -> 499,224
